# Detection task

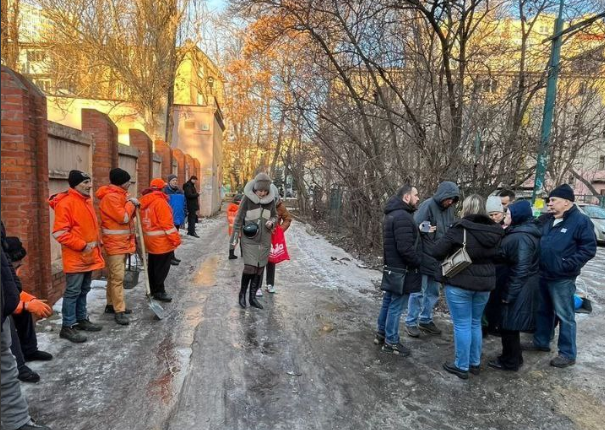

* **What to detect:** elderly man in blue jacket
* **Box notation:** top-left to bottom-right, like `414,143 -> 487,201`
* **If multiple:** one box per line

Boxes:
525,184 -> 597,368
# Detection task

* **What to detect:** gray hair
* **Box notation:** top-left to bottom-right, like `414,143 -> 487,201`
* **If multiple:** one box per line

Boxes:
461,194 -> 487,217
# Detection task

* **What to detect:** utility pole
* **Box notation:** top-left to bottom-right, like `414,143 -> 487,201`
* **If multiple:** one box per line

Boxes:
532,6 -> 605,203
532,0 -> 565,203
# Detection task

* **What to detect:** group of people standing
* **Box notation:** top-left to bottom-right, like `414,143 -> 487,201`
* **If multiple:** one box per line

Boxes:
376,182 -> 597,379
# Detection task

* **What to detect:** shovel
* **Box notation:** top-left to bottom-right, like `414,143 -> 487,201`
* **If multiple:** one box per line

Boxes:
135,207 -> 165,320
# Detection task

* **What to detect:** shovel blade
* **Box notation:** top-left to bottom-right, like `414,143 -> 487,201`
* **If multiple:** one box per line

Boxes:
148,299 -> 165,320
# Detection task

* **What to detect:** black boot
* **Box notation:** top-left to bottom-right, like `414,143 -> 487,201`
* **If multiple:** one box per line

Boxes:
229,249 -> 238,260
249,275 -> 264,310
239,273 -> 252,308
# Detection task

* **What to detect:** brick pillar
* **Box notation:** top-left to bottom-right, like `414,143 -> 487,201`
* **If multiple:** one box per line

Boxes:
82,109 -> 119,200
173,149 -> 186,187
185,154 -> 195,185
130,129 -> 153,192
194,159 -> 201,181
154,140 -> 173,182
1,66 -> 53,301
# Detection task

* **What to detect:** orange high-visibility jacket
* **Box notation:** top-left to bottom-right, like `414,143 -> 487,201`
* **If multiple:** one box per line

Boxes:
49,188 -> 105,273
227,202 -> 239,237
140,190 -> 181,254
96,185 -> 136,255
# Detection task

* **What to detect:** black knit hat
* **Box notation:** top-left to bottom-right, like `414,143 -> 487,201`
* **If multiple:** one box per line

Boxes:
549,184 -> 575,202
109,168 -> 131,186
68,170 -> 91,188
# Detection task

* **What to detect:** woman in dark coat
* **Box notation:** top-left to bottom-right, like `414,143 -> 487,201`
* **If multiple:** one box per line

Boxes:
429,194 -> 504,379
489,200 -> 541,371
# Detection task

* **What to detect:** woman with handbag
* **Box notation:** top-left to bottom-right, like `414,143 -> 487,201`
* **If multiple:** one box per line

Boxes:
229,173 -> 277,309
489,200 -> 540,371
429,194 -> 504,379
375,185 -> 423,356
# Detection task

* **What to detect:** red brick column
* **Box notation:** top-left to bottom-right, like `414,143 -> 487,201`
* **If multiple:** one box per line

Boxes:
154,140 -> 173,182
82,109 -> 119,199
130,129 -> 153,192
185,154 -> 195,184
1,66 -> 53,301
194,159 -> 201,180
173,149 -> 186,187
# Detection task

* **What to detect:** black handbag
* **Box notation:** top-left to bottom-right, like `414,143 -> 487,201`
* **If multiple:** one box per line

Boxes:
380,266 -> 408,295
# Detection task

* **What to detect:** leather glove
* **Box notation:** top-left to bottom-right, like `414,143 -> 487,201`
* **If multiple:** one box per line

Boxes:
26,299 -> 53,319
127,197 -> 141,207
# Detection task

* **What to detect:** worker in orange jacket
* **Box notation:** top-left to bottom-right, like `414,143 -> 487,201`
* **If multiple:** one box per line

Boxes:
140,178 -> 182,302
96,168 -> 138,326
49,170 -> 104,344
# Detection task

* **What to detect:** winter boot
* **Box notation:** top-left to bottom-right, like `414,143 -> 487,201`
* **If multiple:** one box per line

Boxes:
75,319 -> 103,332
229,249 -> 238,260
115,312 -> 130,326
18,365 -> 40,383
60,326 -> 87,343
239,273 -> 253,308
24,350 -> 53,362
249,275 -> 264,310
105,305 -> 132,314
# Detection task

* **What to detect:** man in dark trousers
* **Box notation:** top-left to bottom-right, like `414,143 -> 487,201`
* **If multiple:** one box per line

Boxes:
375,185 -> 423,356
2,246 -> 52,430
183,175 -> 200,238
524,184 -> 597,368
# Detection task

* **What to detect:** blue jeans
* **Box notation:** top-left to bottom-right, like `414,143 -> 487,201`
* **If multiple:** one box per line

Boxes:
62,272 -> 92,327
377,292 -> 410,345
445,285 -> 490,371
406,275 -> 440,326
533,278 -> 577,359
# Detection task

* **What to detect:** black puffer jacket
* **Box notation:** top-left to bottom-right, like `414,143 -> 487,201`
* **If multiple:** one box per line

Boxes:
496,221 -> 541,331
383,196 -> 422,294
428,214 -> 504,291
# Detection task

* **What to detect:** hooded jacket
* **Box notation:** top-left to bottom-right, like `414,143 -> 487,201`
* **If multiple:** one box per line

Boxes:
230,179 -> 277,268
414,181 -> 460,277
49,188 -> 105,273
539,205 -> 597,280
382,196 -> 423,294
183,180 -> 200,212
96,185 -> 136,255
140,189 -> 182,254
428,214 -> 504,291
496,220 -> 541,331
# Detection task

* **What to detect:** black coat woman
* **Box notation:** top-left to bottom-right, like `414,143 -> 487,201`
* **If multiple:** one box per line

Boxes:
489,200 -> 541,371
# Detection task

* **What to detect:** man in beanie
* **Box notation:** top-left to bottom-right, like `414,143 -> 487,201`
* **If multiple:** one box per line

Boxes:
96,168 -> 139,326
140,178 -> 182,302
486,195 -> 505,225
163,175 -> 184,265
49,170 -> 104,343
524,184 -> 597,367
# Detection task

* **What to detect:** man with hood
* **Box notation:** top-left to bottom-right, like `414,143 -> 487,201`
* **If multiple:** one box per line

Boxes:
49,170 -> 105,343
375,185 -> 422,356
96,168 -> 138,326
406,181 -> 460,337
140,178 -> 182,302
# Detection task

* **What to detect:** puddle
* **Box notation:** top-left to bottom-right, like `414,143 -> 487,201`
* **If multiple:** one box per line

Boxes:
193,255 -> 221,287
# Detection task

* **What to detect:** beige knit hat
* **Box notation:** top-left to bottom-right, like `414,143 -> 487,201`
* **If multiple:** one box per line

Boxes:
253,172 -> 272,192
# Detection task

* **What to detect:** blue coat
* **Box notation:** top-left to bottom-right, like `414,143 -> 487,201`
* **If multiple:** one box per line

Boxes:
539,205 -> 597,280
166,193 -> 186,227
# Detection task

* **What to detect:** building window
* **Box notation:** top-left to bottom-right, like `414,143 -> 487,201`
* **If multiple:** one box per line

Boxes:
184,120 -> 196,130
27,50 -> 46,62
33,79 -> 50,92
599,155 -> 605,170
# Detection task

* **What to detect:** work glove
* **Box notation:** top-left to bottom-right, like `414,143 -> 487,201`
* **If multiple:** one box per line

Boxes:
127,197 -> 141,207
26,299 -> 53,319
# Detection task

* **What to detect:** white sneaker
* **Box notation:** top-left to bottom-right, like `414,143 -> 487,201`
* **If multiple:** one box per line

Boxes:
256,288 -> 263,297
267,285 -> 276,294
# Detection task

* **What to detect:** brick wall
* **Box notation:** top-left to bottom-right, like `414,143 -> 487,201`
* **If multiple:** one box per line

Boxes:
173,149 -> 186,188
130,130 -> 153,191
154,140 -> 173,181
185,154 -> 195,184
81,109 -> 120,202
1,66 -> 53,301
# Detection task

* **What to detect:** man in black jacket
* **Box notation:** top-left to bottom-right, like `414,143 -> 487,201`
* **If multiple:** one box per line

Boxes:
2,247 -> 52,430
375,185 -> 422,356
183,176 -> 200,238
